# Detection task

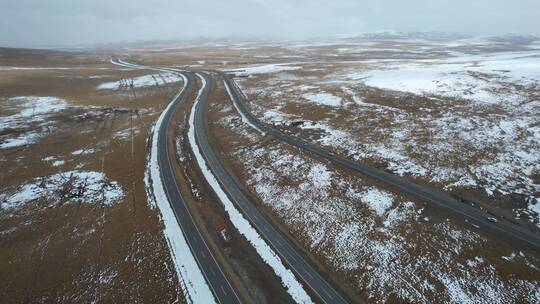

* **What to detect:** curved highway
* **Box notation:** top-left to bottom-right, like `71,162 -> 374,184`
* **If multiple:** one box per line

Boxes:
114,59 -> 241,304
156,72 -> 241,304
193,73 -> 350,304
223,75 -> 540,252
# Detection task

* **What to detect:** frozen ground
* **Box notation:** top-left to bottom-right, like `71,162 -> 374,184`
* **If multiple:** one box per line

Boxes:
215,102 -> 540,303
97,72 -> 182,90
346,51 -> 540,105
227,63 -> 300,76
234,46 -> 540,226
302,92 -> 343,106
0,96 -> 68,148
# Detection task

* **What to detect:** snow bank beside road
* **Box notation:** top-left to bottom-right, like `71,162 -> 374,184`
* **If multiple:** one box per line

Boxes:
190,74 -> 313,304
144,73 -> 215,304
224,80 -> 265,134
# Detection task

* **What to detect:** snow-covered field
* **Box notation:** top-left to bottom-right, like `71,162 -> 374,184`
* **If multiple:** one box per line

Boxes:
346,51 -> 540,105
215,98 -> 540,303
234,46 -> 540,226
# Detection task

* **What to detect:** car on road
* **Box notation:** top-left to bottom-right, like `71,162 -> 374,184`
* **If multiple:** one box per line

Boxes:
487,217 -> 498,223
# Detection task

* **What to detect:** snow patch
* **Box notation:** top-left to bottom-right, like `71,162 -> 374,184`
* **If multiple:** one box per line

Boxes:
1,171 -> 124,210
52,160 -> 65,167
71,148 -> 96,156
227,63 -> 301,76
0,132 -> 41,148
97,73 -> 182,90
0,96 -> 69,148
302,92 -> 342,106
360,188 -> 394,216
0,96 -> 67,130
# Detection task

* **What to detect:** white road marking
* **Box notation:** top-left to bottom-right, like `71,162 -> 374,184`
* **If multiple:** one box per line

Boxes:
322,288 -> 334,300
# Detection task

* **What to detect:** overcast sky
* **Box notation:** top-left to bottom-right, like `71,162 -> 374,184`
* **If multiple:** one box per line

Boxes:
1,0 -> 539,48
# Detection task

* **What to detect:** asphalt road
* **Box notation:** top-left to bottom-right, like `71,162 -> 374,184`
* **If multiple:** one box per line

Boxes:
223,75 -> 540,252
148,69 -> 241,304
194,73 -> 350,304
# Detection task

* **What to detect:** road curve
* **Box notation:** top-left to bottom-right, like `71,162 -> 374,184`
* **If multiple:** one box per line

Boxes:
157,72 -> 241,304
115,59 -> 241,304
194,73 -> 350,304
223,75 -> 540,252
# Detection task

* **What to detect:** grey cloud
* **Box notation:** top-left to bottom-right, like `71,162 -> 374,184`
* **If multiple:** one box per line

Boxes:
1,0 -> 539,48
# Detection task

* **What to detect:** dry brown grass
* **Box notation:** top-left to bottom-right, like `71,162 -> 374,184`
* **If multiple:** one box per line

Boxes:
0,51 -> 185,303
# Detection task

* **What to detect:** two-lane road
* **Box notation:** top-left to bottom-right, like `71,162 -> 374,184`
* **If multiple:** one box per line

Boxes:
115,59 -> 242,304
193,73 -> 349,304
